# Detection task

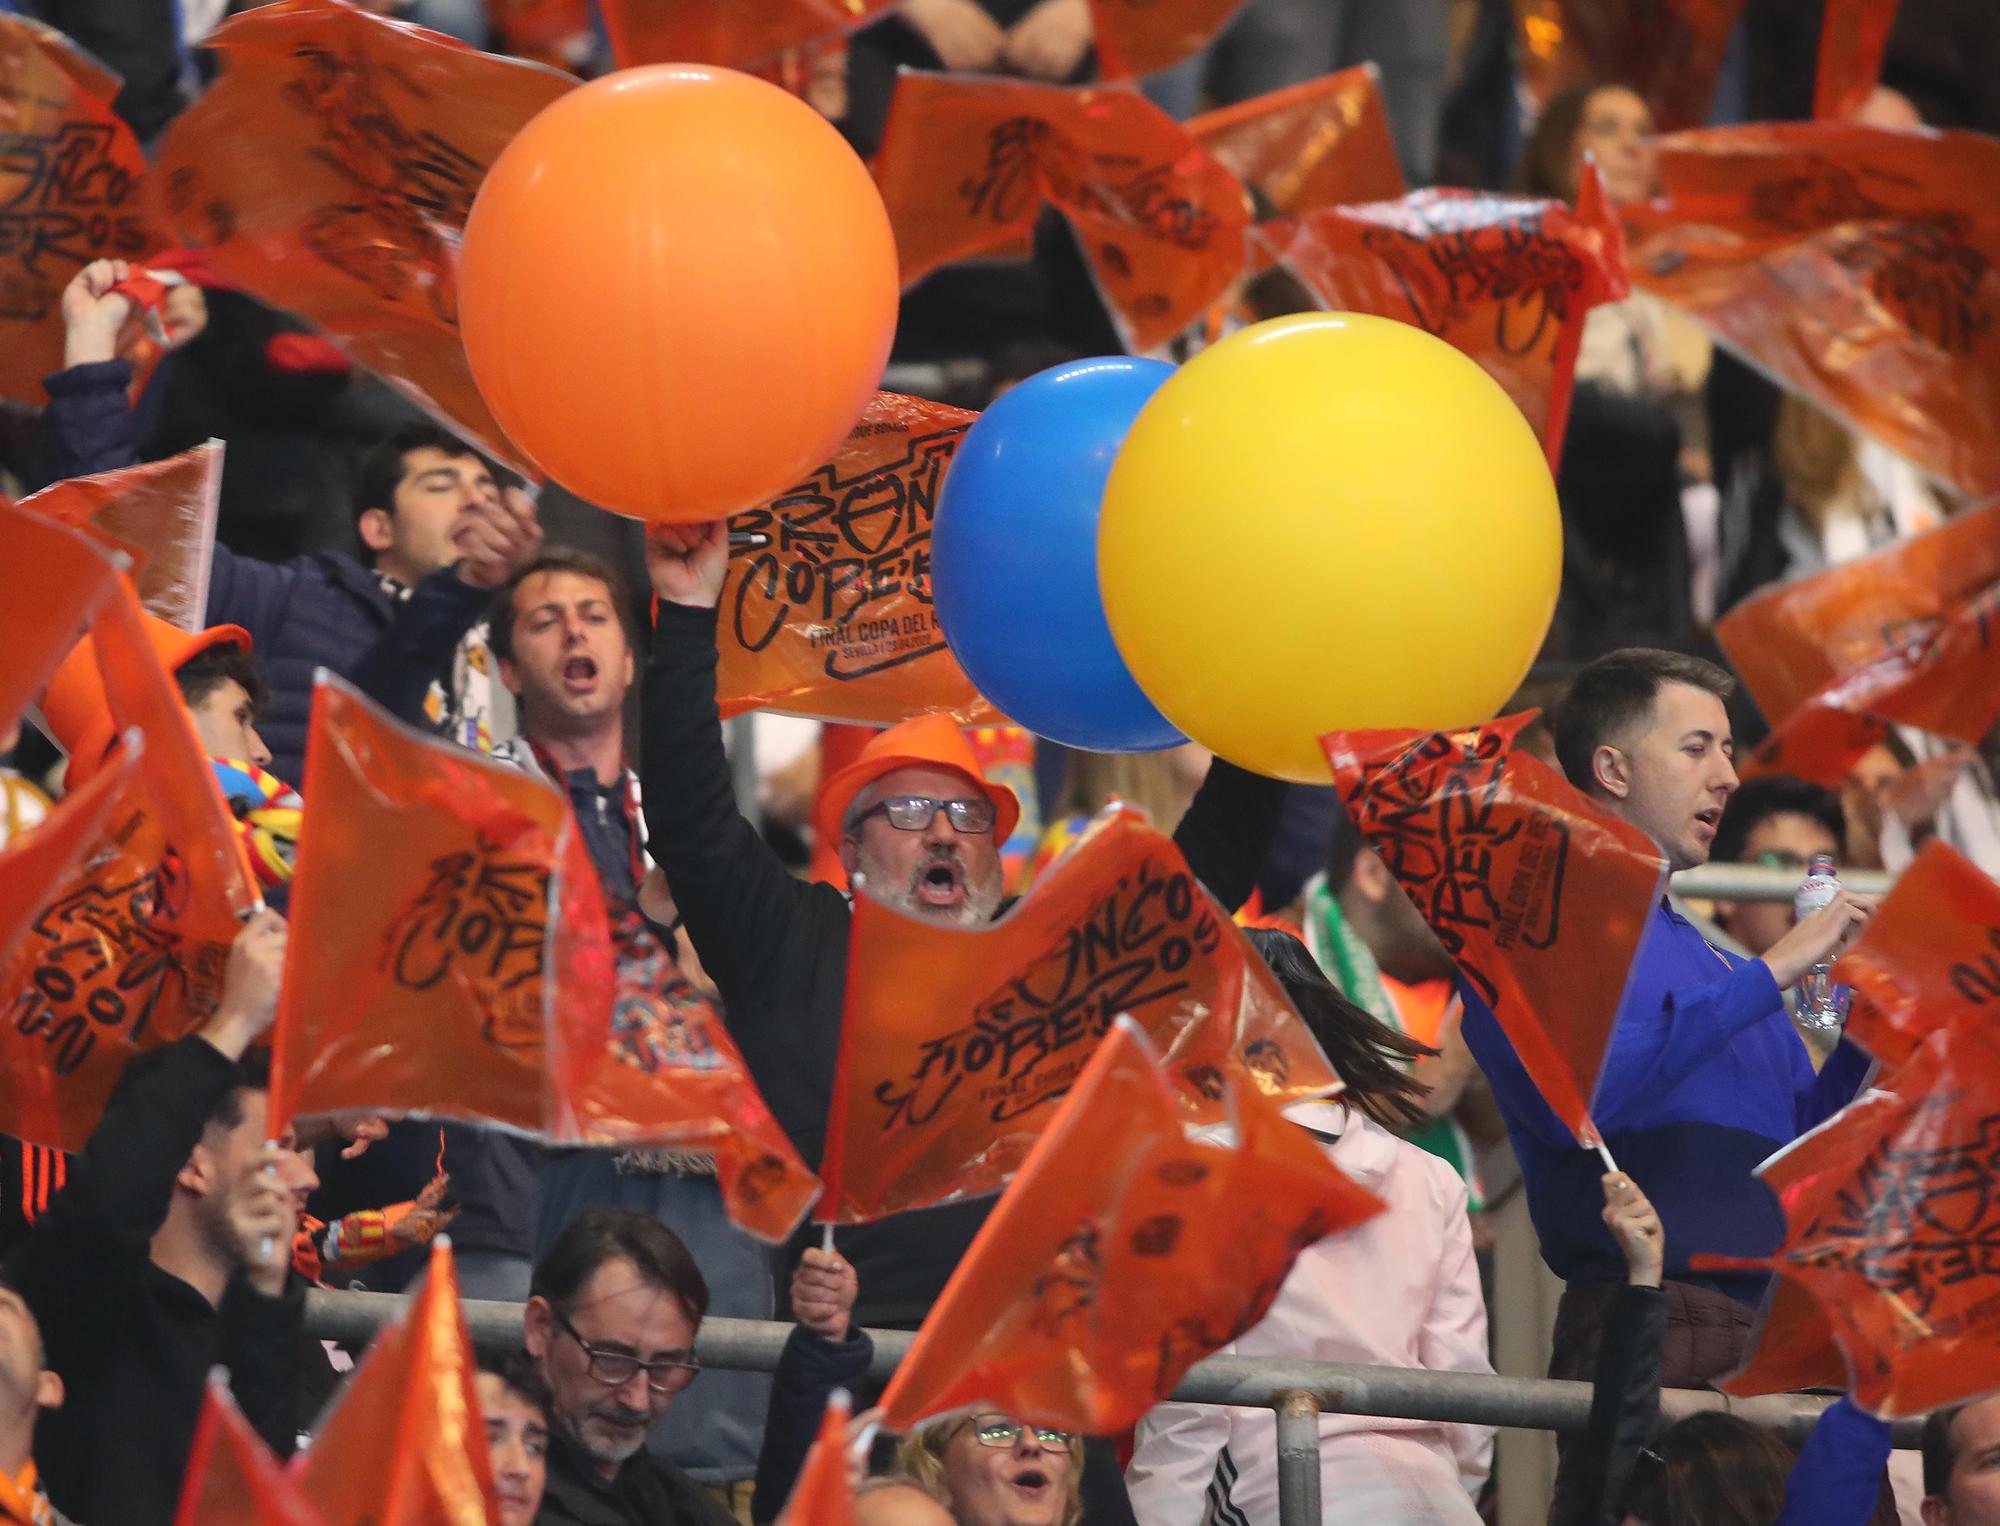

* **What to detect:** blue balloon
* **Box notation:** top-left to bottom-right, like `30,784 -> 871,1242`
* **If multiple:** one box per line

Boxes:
933,358 -> 1185,752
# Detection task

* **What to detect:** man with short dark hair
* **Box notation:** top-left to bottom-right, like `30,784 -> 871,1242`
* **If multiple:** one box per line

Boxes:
11,911 -> 312,1526
525,1209 -> 735,1526
1924,1397 -> 2000,1525
1457,647 -> 1880,1521
351,547 -> 774,1501
1708,775 -> 1847,1032
42,263 -> 545,783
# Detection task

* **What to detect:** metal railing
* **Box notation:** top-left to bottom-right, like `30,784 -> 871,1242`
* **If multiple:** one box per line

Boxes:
1670,864 -> 1894,902
303,1290 -> 1917,1524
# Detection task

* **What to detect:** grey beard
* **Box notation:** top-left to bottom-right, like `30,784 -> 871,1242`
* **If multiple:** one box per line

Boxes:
857,851 -> 1003,926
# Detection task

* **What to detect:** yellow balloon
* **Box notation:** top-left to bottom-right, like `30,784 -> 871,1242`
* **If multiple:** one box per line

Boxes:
1097,313 -> 1561,784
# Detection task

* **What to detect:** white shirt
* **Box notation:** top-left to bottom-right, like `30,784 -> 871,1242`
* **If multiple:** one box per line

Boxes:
1126,1106 -> 1494,1526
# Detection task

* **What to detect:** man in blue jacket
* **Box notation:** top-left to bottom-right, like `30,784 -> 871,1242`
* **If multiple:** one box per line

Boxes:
1454,648 -> 1878,1522
41,259 -> 544,785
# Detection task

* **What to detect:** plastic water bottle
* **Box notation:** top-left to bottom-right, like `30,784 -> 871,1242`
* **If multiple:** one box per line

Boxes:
1792,853 -> 1850,1031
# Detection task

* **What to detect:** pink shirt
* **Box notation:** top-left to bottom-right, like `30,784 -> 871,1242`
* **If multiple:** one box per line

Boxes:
1127,1106 -> 1493,1526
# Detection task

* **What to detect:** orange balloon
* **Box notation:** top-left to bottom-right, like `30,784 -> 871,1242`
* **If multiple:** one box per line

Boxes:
459,66 -> 899,521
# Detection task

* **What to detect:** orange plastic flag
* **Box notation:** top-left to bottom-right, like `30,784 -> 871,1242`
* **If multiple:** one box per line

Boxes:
0,15 -> 153,407
1255,166 -> 1628,456
1716,499 -> 2000,783
1189,65 -> 1406,218
877,1016 -> 1381,1435
719,391 -> 999,727
600,0 -> 893,69
20,441 -> 223,632
1091,0 -> 1253,81
148,0 -> 576,470
1718,501 -> 2000,728
302,1239 -> 497,1526
274,675 -> 820,1240
1626,122 -> 2000,498
486,0 -> 592,70
1816,0 -> 1901,121
0,498 -> 121,739
173,1373 -> 324,1526
820,807 -> 1341,1224
1512,0 -> 1745,132
1739,701 -> 1891,788
875,73 -> 1251,353
588,908 -> 824,1241
1323,713 -> 1669,1147
1,576 -> 259,1152
1832,840 -> 2000,1073
89,574 -> 261,919
1714,1270 -> 1850,1399
1697,1020 -> 2000,1417
0,740 -> 139,997
785,1390 -> 855,1526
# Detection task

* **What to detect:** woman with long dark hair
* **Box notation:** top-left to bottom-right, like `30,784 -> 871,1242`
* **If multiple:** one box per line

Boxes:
1126,930 -> 1493,1526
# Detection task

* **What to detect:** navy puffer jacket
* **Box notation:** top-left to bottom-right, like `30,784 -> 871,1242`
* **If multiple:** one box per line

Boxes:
39,360 -> 477,786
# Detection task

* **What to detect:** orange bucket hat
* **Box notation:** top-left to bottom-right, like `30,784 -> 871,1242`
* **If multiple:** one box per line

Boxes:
41,609 -> 252,788
812,712 -> 1021,855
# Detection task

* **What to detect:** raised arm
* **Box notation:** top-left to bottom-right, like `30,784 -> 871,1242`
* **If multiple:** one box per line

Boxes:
639,522 -> 843,1006
1563,1172 -> 1667,1526
1594,891 -> 1876,1129
1170,759 -> 1287,913
349,487 -> 542,729
16,914 -> 288,1356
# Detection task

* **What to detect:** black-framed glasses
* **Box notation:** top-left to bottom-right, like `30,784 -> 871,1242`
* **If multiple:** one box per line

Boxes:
968,1414 -> 1074,1453
554,1309 -> 700,1394
857,795 -> 996,835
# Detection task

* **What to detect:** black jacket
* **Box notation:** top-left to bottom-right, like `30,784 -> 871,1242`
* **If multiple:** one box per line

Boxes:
9,1037 -> 304,1526
1563,1284 -> 1664,1526
537,1423 -> 738,1526
750,1325 -> 875,1524
642,601 -> 1286,1327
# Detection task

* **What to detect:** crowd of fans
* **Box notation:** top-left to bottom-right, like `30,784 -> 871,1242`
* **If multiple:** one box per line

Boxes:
2,1 -> 1999,1525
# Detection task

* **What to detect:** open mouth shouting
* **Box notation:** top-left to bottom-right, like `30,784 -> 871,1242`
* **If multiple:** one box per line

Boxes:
561,653 -> 601,696
912,853 -> 967,911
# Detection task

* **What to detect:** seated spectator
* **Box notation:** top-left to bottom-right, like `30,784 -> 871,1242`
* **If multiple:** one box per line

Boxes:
478,1352 -> 553,1526
1923,1395 -> 2000,1526
1127,930 -> 1493,1524
1456,649 -> 1878,1520
0,1275 -> 66,1526
13,912 -> 307,1526
42,260 -> 544,784
523,1207 -> 733,1526
900,1415 -> 1082,1526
